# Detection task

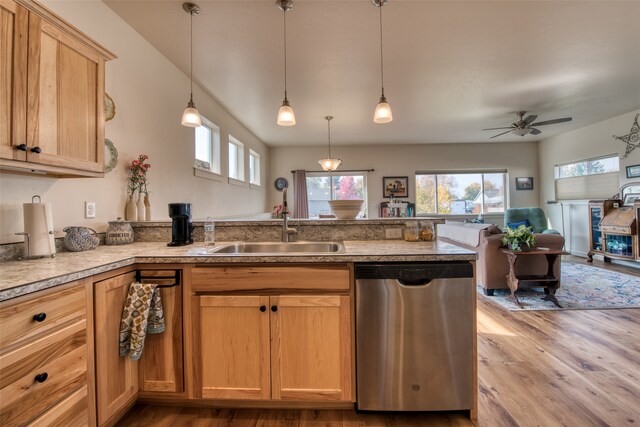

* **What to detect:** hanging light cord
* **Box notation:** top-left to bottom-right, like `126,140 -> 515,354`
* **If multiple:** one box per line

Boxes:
189,9 -> 194,103
378,3 -> 385,98
327,118 -> 332,157
283,9 -> 288,101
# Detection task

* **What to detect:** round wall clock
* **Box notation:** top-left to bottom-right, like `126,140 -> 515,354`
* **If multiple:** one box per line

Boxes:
274,177 -> 289,191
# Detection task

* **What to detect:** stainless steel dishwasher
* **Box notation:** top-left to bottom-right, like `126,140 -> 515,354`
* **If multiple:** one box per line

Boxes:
355,262 -> 474,412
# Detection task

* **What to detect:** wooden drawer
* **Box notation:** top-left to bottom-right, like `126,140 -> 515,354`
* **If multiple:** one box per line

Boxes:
0,321 -> 87,426
26,386 -> 88,427
0,282 -> 86,350
191,264 -> 351,292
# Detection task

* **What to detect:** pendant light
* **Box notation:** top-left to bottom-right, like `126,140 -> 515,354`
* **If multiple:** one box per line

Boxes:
372,0 -> 393,124
276,0 -> 296,126
181,2 -> 202,128
318,116 -> 342,171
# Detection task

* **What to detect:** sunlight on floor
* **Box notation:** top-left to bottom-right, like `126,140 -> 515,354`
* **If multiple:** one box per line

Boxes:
476,309 -> 517,337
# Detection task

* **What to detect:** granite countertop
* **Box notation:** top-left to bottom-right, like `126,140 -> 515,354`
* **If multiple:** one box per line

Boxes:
0,240 -> 476,301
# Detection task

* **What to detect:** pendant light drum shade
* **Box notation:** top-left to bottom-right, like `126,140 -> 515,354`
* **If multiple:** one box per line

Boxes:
181,2 -> 202,128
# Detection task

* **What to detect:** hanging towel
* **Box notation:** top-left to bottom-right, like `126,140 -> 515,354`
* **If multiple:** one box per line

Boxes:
119,282 -> 165,360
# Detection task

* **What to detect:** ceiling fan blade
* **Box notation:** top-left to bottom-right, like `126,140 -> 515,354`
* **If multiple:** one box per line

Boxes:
523,115 -> 538,125
490,130 -> 513,139
529,128 -> 542,135
530,117 -> 572,126
482,127 -> 513,131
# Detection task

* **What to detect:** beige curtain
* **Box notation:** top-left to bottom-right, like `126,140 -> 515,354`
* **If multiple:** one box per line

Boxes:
292,170 -> 309,218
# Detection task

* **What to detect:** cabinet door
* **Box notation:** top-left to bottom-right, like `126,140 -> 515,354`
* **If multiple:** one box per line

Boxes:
94,271 -> 138,426
195,295 -> 270,400
139,284 -> 183,394
271,295 -> 352,402
25,13 -> 104,172
0,0 -> 27,161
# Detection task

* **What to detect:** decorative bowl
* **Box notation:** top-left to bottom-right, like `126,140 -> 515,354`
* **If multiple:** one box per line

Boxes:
329,200 -> 364,219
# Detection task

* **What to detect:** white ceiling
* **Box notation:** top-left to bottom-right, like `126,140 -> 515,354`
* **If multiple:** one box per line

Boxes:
104,0 -> 640,147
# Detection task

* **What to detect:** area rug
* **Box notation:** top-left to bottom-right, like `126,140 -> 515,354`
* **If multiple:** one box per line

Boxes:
481,262 -> 640,311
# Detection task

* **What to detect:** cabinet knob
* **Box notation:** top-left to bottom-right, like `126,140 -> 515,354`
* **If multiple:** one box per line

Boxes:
16,144 -> 28,151
34,372 -> 48,383
271,305 -> 278,312
31,146 -> 42,154
259,305 -> 266,312
33,312 -> 47,322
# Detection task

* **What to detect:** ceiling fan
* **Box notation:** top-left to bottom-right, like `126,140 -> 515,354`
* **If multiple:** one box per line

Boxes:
482,111 -> 572,139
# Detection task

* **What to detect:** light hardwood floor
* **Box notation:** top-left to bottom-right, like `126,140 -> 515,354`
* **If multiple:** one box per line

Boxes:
117,257 -> 640,427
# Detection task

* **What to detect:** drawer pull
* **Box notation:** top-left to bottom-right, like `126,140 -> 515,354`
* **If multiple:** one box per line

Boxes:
34,372 -> 48,383
33,312 -> 47,322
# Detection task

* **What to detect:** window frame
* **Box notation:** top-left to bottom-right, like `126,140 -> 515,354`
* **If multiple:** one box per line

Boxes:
228,135 -> 245,183
249,149 -> 261,187
306,171 -> 368,218
554,154 -> 620,179
193,116 -> 221,177
415,170 -> 508,216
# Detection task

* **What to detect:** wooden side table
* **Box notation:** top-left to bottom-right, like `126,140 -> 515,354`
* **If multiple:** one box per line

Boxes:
499,248 -> 570,308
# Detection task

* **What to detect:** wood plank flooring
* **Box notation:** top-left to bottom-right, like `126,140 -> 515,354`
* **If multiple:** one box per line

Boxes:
117,257 -> 640,427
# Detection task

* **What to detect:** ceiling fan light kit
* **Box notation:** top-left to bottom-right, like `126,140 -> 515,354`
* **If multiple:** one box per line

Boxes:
181,2 -> 202,128
276,0 -> 296,127
318,115 -> 342,171
482,111 -> 572,139
373,0 -> 393,124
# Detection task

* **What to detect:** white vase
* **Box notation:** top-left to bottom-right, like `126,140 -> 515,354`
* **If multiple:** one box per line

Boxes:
125,194 -> 137,221
144,195 -> 151,221
136,194 -> 145,221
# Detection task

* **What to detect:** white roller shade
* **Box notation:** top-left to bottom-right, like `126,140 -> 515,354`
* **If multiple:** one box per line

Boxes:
555,172 -> 619,200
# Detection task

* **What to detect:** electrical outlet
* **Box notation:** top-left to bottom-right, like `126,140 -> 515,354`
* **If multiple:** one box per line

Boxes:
85,201 -> 96,218
385,228 -> 402,239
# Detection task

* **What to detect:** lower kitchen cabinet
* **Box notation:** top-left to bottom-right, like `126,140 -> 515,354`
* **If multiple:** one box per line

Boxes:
192,294 -> 353,402
0,280 -> 92,426
93,266 -> 184,425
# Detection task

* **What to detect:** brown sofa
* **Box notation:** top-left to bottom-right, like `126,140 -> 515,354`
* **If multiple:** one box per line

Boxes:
438,222 -> 565,295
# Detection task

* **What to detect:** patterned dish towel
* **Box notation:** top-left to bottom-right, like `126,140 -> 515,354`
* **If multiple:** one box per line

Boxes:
119,282 -> 165,360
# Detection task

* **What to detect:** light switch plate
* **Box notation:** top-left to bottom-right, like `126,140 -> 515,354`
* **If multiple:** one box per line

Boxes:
385,228 -> 402,239
85,201 -> 96,218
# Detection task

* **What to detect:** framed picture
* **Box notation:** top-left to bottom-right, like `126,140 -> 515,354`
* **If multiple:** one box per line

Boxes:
383,176 -> 409,198
515,177 -> 534,190
623,193 -> 640,206
626,164 -> 640,178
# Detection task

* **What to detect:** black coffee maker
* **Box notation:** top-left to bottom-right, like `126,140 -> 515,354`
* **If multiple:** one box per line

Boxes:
168,203 -> 193,246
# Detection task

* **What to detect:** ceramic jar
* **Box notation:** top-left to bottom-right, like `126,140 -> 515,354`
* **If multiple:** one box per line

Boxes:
63,226 -> 99,251
105,218 -> 134,245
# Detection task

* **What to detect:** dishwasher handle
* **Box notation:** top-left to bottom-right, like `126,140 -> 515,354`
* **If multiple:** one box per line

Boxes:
397,278 -> 432,286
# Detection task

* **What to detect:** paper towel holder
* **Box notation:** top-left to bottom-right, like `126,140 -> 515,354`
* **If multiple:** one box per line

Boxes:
15,195 -> 56,261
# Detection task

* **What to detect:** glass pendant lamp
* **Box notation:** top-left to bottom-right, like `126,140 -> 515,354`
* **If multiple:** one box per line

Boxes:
373,0 -> 393,124
318,116 -> 342,171
276,0 -> 296,126
181,2 -> 202,128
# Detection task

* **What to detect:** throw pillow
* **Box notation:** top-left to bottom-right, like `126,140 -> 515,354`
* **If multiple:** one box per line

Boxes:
507,219 -> 530,229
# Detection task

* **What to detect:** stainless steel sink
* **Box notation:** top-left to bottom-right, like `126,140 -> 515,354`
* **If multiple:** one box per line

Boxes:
208,241 -> 345,255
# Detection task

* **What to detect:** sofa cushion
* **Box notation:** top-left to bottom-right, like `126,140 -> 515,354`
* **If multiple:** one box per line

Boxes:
506,219 -> 530,229
438,221 -> 496,247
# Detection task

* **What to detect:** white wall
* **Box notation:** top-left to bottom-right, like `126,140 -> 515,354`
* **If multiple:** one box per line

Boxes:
0,0 -> 269,244
269,141 -> 540,224
539,109 -> 640,255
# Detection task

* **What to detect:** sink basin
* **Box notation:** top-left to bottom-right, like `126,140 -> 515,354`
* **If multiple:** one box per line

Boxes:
209,241 -> 345,255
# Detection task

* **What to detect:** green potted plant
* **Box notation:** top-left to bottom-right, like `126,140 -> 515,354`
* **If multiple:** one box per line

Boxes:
502,225 -> 536,251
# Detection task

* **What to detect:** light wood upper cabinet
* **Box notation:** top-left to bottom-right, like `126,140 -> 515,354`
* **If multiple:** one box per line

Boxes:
0,0 -> 115,177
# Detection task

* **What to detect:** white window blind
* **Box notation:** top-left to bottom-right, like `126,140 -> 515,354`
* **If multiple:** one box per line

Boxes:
555,172 -> 619,200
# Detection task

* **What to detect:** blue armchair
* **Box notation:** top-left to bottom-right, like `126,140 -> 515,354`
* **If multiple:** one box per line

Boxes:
504,207 -> 561,235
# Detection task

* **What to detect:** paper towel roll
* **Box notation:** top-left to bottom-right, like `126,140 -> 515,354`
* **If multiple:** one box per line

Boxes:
23,202 -> 56,257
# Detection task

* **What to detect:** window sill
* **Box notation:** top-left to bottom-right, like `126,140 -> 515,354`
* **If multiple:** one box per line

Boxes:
194,168 -> 223,182
249,183 -> 262,190
228,177 -> 247,187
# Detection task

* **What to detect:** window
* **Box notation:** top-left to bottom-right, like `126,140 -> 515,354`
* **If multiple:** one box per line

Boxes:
554,155 -> 620,200
249,149 -> 261,186
194,117 -> 220,174
555,155 -> 619,178
228,136 -> 245,181
306,173 -> 367,218
415,171 -> 507,215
